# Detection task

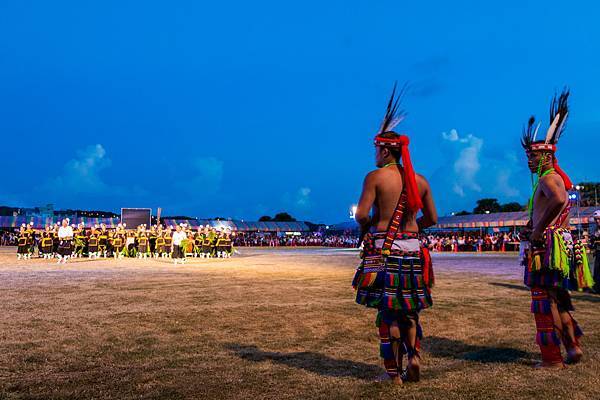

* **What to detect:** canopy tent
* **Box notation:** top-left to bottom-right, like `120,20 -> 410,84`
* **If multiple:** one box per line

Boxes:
0,216 -> 119,229
154,219 -> 310,232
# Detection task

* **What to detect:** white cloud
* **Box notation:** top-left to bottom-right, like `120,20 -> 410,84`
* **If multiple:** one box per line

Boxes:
35,144 -> 148,208
432,128 -> 527,214
45,144 -> 111,194
282,186 -> 313,214
296,187 -> 311,207
442,129 -> 459,142
442,129 -> 483,197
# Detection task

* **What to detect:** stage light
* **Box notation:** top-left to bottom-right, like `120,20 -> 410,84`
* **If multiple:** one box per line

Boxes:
349,205 -> 357,219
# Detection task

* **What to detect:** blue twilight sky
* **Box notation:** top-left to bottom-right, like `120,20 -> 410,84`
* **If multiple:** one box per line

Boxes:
0,1 -> 599,223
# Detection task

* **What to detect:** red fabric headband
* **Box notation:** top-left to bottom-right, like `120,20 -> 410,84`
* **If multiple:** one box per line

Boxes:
373,135 -> 409,147
374,134 -> 423,213
528,143 -> 556,152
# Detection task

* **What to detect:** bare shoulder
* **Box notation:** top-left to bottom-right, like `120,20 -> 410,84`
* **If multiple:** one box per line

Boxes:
364,169 -> 383,183
415,173 -> 430,184
539,171 -> 565,190
415,173 -> 431,190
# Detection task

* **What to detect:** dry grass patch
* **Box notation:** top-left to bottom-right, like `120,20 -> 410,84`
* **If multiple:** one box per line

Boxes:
0,248 -> 599,399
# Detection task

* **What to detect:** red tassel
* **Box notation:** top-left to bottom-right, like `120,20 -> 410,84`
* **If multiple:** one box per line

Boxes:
399,136 -> 423,213
421,247 -> 434,287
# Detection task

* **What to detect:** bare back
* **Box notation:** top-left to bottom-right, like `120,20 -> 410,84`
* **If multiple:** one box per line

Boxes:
355,165 -> 437,234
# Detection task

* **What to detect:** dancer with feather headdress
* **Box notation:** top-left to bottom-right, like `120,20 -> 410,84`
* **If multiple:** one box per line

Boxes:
351,83 -> 438,384
520,88 -> 594,368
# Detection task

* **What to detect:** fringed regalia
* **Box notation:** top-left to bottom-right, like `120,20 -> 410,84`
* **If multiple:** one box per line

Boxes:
155,235 -> 165,255
112,235 -> 125,256
353,232 -> 433,311
520,89 -> 594,365
202,236 -> 213,256
26,229 -> 35,254
52,232 -> 60,254
58,239 -> 72,257
98,230 -> 108,255
174,238 -> 186,259
523,211 -> 594,292
593,224 -> 600,293
163,235 -> 173,255
73,230 -> 86,256
172,244 -> 183,259
17,231 -> 29,255
149,230 -> 157,254
353,193 -> 434,378
352,83 -> 432,380
138,235 -> 149,254
40,231 -> 54,255
88,234 -> 99,253
183,236 -> 194,255
216,236 -> 233,256
193,234 -> 203,256
521,206 -> 593,364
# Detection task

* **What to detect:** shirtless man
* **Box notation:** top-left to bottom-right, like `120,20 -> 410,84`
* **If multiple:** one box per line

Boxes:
352,84 -> 437,384
520,89 -> 593,368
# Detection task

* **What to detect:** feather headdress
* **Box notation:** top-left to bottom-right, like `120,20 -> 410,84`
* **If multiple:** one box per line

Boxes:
521,88 -> 573,189
373,82 -> 423,212
545,88 -> 569,144
521,88 -> 570,151
377,82 -> 407,135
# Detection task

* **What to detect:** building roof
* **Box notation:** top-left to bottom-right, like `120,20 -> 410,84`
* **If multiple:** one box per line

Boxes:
154,219 -> 310,232
0,216 -> 310,232
0,216 -> 120,228
435,206 -> 598,229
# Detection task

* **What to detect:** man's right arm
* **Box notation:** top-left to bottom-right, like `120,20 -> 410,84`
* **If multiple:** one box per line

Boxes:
355,171 -> 377,231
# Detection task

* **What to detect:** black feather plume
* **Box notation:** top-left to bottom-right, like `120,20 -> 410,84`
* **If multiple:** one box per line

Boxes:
547,88 -> 570,144
378,82 -> 408,134
521,116 -> 537,149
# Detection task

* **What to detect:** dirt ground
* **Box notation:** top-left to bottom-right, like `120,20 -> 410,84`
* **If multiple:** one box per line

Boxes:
0,247 -> 599,400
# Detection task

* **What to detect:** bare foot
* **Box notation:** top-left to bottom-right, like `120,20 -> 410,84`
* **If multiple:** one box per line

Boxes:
374,372 -> 403,385
405,356 -> 421,382
565,347 -> 583,364
533,361 -> 565,369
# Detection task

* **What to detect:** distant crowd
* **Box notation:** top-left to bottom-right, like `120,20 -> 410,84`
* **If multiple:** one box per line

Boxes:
1,231 -> 18,246
2,229 -> 595,253
233,233 -> 359,248
422,232 -> 522,252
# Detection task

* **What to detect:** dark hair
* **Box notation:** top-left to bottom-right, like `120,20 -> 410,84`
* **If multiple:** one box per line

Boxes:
377,131 -> 402,160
